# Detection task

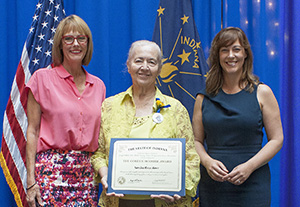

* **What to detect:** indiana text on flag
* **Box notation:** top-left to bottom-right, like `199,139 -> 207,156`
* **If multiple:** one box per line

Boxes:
0,0 -> 65,206
152,0 -> 208,119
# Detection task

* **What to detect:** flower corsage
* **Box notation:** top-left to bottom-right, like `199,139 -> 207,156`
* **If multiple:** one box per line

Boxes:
152,98 -> 171,123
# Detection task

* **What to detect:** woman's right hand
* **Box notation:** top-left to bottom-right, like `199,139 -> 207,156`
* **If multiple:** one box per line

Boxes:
100,174 -> 109,190
26,183 -> 43,207
193,95 -> 229,182
205,158 -> 229,182
99,168 -> 124,198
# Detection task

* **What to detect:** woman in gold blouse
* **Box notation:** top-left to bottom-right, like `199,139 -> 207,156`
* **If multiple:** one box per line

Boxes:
91,40 -> 200,207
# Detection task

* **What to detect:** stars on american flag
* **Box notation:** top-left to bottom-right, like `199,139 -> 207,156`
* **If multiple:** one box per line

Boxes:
36,3 -> 42,10
54,15 -> 59,21
45,50 -> 52,57
33,14 -> 38,21
41,21 -> 48,28
27,0 -> 65,70
38,33 -> 45,40
35,45 -> 42,53
55,4 -> 60,11
29,27 -> 34,33
45,10 -> 52,17
51,27 -> 56,33
32,58 -> 40,65
48,38 -> 54,45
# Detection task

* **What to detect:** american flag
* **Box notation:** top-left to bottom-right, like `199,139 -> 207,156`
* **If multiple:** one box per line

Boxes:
0,0 -> 65,206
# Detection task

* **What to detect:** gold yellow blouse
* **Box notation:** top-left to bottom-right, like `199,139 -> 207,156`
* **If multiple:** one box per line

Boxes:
91,87 -> 200,207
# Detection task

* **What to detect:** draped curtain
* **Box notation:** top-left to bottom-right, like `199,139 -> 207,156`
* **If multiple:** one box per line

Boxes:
0,0 -> 296,206
279,0 -> 300,206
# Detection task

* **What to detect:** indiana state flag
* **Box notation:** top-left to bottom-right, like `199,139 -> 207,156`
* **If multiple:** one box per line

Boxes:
152,0 -> 208,119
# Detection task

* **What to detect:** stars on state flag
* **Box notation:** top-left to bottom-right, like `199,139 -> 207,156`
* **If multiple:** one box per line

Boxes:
181,15 -> 189,25
178,49 -> 191,65
195,42 -> 201,49
157,6 -> 165,16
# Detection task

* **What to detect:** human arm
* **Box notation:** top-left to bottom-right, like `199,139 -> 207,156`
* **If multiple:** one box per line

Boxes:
90,99 -> 124,197
192,94 -> 229,182
224,84 -> 284,185
90,119 -> 109,184
177,101 -> 200,197
26,90 -> 43,207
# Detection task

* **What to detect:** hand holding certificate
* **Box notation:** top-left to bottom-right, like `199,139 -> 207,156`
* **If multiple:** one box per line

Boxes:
107,138 -> 186,196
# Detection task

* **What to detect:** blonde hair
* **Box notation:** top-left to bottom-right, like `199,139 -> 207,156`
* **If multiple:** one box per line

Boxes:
52,15 -> 93,66
206,27 -> 259,96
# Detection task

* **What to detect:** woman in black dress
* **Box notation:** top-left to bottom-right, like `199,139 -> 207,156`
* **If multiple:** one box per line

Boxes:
192,27 -> 283,207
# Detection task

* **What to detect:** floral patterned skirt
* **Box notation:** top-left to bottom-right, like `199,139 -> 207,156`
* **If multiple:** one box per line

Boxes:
35,149 -> 98,207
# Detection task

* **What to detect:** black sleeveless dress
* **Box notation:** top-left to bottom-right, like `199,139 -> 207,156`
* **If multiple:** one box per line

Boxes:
198,85 -> 270,207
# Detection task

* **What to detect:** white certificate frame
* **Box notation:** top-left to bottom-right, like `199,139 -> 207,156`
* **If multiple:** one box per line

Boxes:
107,138 -> 186,196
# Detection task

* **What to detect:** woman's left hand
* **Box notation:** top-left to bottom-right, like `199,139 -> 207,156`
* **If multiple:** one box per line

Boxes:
223,162 -> 253,185
26,183 -> 43,207
150,194 -> 181,203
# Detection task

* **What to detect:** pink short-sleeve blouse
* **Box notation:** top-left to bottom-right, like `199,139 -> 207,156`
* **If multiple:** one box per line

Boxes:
26,65 -> 106,153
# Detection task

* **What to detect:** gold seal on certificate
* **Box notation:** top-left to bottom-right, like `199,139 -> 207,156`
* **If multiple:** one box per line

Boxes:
107,138 -> 186,196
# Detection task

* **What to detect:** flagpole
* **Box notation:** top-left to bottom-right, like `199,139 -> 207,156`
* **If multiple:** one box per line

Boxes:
221,0 -> 223,29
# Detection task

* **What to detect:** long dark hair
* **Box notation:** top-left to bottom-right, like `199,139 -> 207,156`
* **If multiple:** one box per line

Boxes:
206,27 -> 259,96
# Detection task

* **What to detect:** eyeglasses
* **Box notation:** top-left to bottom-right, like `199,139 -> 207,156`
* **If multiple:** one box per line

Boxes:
62,35 -> 88,45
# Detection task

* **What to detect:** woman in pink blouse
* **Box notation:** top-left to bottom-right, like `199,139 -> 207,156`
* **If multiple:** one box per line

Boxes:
25,15 -> 106,206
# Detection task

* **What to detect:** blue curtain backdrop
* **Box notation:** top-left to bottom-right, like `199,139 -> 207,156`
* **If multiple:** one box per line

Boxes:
279,0 -> 300,206
0,0 -> 297,206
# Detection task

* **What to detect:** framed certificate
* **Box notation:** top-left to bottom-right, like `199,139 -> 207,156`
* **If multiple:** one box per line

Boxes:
107,138 -> 186,196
